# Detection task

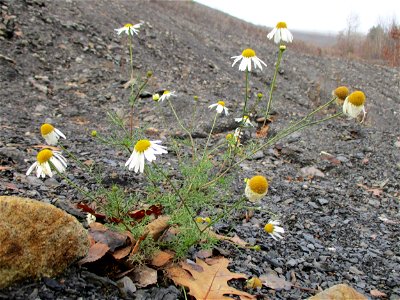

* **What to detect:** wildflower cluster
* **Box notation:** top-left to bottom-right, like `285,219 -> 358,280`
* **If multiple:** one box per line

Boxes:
25,18 -> 367,261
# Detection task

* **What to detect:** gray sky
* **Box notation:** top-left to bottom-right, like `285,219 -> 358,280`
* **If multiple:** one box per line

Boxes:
195,0 -> 400,34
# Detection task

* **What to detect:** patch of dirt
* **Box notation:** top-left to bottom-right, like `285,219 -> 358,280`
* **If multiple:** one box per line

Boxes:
1,0 -> 399,299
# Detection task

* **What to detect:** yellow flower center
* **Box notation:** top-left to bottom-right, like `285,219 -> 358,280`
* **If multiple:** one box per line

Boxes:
333,86 -> 349,100
40,123 -> 54,136
163,90 -> 170,95
226,133 -> 233,140
243,115 -> 249,121
153,93 -> 160,101
124,23 -> 133,28
37,149 -> 53,164
217,101 -> 225,107
242,48 -> 256,58
264,223 -> 274,233
347,91 -> 366,106
276,22 -> 287,29
248,175 -> 268,194
134,139 -> 151,153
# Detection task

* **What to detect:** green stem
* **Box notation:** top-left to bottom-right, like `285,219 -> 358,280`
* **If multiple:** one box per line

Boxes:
263,48 -> 284,126
272,96 -> 338,141
128,31 -> 135,137
151,163 -> 202,233
189,104 -> 198,136
201,110 -> 343,189
167,98 -> 197,158
201,197 -> 246,233
58,144 -> 91,173
242,68 -> 249,118
202,112 -> 218,160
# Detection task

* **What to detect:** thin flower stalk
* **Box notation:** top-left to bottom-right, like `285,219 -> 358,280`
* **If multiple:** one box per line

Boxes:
58,143 -> 92,174
263,47 -> 284,126
51,161 -> 98,203
201,102 -> 344,189
273,96 -> 338,140
200,197 -> 247,233
202,112 -> 218,160
167,98 -> 197,158
151,162 -> 202,233
242,68 -> 250,118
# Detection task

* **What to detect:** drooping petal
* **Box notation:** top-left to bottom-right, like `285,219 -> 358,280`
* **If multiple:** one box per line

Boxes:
267,27 -> 277,40
26,162 -> 37,176
54,128 -> 66,139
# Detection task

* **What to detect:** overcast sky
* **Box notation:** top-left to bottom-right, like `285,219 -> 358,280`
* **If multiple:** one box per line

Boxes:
195,0 -> 400,34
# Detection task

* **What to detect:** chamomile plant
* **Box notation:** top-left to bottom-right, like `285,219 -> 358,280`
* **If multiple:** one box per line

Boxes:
25,18 -> 367,262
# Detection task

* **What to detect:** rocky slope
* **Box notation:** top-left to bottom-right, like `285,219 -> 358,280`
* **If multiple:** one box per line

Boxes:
0,0 -> 399,299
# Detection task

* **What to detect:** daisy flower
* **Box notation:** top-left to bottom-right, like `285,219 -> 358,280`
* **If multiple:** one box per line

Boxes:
264,220 -> 285,240
114,23 -> 142,36
235,115 -> 254,127
125,139 -> 167,173
231,48 -> 267,72
343,90 -> 366,122
40,123 -> 66,146
159,90 -> 176,102
245,175 -> 269,202
267,22 -> 293,44
26,149 -> 67,178
208,100 -> 229,115
332,86 -> 349,105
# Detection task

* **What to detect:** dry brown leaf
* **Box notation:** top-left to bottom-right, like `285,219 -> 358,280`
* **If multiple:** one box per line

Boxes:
72,117 -> 90,125
357,184 -> 383,197
89,225 -> 128,252
112,244 -> 133,260
151,250 -> 174,267
130,265 -> 158,287
0,166 -> 13,171
5,182 -> 18,190
145,215 -> 170,240
195,249 -> 213,259
32,145 -> 60,151
260,270 -> 292,291
166,257 -> 255,300
256,124 -> 269,138
321,154 -> 341,165
211,232 -> 249,248
370,289 -> 387,298
78,242 -> 110,265
309,284 -> 367,300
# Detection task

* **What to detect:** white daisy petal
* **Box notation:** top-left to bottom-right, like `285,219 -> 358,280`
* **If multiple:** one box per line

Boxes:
138,153 -> 145,173
26,162 -> 37,176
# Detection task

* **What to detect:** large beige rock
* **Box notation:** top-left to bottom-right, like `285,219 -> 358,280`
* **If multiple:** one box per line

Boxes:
309,284 -> 367,300
0,196 -> 89,289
